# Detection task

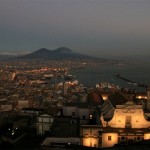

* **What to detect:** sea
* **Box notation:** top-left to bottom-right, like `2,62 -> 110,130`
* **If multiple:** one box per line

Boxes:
71,62 -> 150,92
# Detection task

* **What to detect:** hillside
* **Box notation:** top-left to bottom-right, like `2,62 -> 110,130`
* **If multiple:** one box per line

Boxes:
17,47 -> 106,61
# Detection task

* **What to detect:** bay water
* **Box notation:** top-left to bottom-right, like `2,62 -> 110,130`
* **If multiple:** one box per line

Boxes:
71,62 -> 150,92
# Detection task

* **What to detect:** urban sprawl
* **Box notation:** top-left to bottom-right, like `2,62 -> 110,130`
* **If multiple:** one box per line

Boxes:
0,60 -> 150,150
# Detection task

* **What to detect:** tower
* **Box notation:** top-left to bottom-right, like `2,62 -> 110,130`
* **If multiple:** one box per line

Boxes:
63,82 -> 68,95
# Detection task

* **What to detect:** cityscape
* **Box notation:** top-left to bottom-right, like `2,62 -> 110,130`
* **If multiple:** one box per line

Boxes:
1,0 -> 150,149
0,50 -> 150,149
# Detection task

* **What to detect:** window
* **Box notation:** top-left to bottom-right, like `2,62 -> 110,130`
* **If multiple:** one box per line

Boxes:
38,117 -> 42,122
70,120 -> 76,124
72,112 -> 75,117
90,114 -> 92,119
43,117 -> 49,123
121,137 -> 125,141
125,116 -> 132,128
137,137 -> 140,140
108,136 -> 111,141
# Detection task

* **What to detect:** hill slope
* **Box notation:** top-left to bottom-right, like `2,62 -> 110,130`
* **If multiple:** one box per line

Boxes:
17,47 -> 106,61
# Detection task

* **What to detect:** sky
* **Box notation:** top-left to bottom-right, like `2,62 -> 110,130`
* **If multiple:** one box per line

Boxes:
0,0 -> 150,57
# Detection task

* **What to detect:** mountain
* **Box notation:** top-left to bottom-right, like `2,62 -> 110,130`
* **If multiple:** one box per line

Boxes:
54,47 -> 72,53
18,48 -> 53,59
17,47 -> 106,61
0,55 -> 15,60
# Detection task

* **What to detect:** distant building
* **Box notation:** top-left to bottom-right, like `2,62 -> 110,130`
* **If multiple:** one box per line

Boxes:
41,137 -> 80,148
0,104 -> 12,111
63,82 -> 68,95
13,116 -> 31,129
41,116 -> 80,147
62,102 -> 95,125
18,100 -> 29,109
36,114 -> 54,135
21,108 -> 44,115
51,116 -> 80,137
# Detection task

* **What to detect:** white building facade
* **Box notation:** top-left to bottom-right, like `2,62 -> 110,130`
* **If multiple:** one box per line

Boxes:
81,101 -> 150,148
36,114 -> 54,135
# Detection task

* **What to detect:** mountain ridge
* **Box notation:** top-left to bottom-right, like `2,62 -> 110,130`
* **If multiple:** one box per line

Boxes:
17,47 -> 106,61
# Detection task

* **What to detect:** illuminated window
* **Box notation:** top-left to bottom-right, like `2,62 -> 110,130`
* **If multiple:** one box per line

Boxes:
108,136 -> 111,141
90,115 -> 93,120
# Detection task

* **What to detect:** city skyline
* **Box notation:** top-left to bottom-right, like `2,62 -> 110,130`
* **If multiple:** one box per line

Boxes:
0,0 -> 150,57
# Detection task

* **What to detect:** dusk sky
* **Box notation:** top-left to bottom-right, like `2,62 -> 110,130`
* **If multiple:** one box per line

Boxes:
0,0 -> 150,57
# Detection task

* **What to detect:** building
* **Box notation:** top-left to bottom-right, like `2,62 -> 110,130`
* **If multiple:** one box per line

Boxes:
41,116 -> 80,148
101,101 -> 150,128
40,89 -> 150,149
81,101 -> 150,148
0,104 -> 12,111
62,102 -> 96,125
18,100 -> 29,109
51,116 -> 80,137
36,114 -> 54,135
